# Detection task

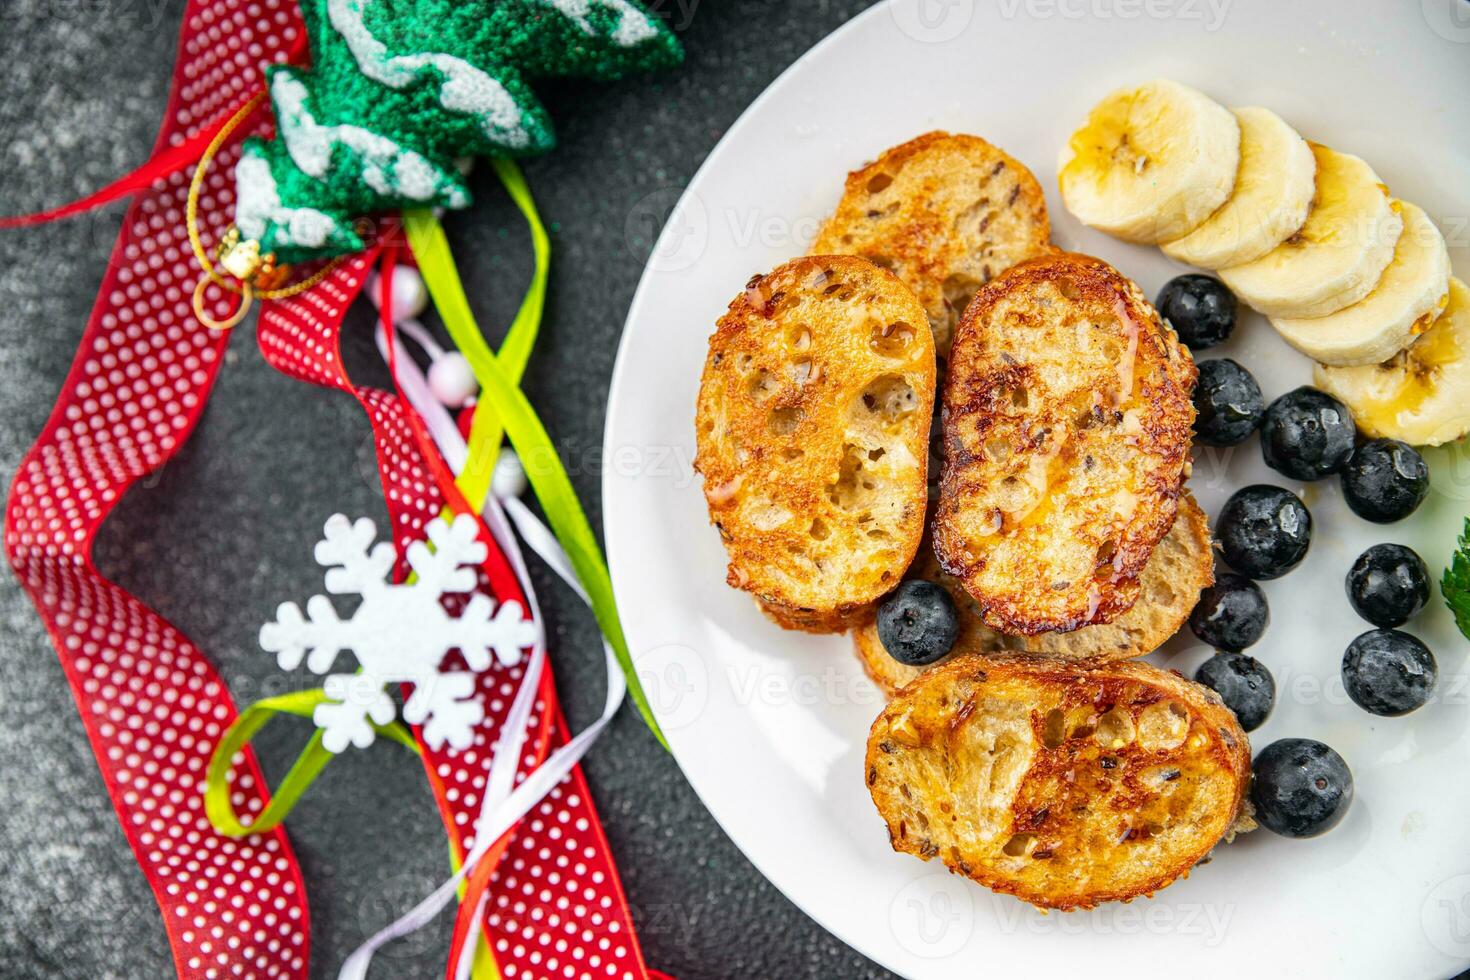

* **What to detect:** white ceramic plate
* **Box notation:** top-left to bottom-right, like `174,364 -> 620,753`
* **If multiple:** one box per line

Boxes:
603,2 -> 1470,976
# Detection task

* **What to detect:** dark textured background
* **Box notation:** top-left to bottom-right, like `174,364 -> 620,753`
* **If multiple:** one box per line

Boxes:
0,1 -> 899,977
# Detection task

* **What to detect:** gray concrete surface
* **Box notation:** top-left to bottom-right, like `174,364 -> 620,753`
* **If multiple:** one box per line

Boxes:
0,1 -> 899,977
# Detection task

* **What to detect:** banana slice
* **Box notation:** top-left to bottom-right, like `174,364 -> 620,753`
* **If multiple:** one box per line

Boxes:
1219,145 -> 1402,318
1160,107 -> 1315,269
1058,79 -> 1240,244
1315,277 -> 1470,446
1271,201 -> 1451,366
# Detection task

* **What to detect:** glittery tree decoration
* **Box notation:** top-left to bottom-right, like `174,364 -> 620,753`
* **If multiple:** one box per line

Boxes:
235,0 -> 681,263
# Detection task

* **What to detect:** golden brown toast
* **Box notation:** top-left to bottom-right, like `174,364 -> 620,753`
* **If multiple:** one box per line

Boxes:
854,493 -> 1213,696
695,256 -> 937,632
811,132 -> 1052,354
865,655 -> 1251,911
934,252 -> 1197,635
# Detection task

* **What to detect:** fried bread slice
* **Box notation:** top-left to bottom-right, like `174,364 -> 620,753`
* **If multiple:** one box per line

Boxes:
695,255 -> 936,632
811,132 -> 1052,354
865,655 -> 1251,910
934,252 -> 1196,635
855,493 -> 1213,696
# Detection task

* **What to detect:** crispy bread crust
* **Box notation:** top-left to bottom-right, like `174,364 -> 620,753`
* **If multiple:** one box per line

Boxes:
855,493 -> 1213,696
695,256 -> 936,632
934,252 -> 1197,635
811,132 -> 1052,354
865,655 -> 1251,911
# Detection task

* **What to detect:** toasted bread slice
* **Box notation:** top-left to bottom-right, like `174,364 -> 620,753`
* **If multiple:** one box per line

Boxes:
855,493 -> 1213,696
866,655 -> 1251,910
934,252 -> 1196,635
695,256 -> 937,632
811,132 -> 1052,354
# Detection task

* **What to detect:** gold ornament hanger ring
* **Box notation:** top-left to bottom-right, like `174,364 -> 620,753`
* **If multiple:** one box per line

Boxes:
192,276 -> 254,331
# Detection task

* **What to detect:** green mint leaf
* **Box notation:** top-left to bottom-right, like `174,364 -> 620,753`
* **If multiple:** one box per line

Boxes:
1441,516 -> 1470,642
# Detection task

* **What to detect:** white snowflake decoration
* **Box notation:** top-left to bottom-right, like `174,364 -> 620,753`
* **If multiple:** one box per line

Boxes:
261,513 -> 536,753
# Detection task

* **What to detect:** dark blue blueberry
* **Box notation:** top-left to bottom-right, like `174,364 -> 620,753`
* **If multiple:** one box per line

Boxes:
877,580 -> 959,666
1346,544 -> 1430,628
1251,739 -> 1354,838
1193,359 -> 1264,447
1342,628 -> 1437,716
1340,439 -> 1429,523
1259,387 -> 1356,481
1156,274 -> 1237,349
1215,485 -> 1312,580
1194,653 -> 1274,731
1189,573 -> 1269,650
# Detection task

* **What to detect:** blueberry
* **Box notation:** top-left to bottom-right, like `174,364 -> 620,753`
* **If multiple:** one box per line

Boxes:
1346,544 -> 1430,628
1195,653 -> 1275,731
1156,274 -> 1237,349
1340,439 -> 1429,523
1193,359 -> 1264,447
1250,739 -> 1353,838
1189,573 -> 1269,650
1259,387 -> 1357,481
877,581 -> 959,666
1342,628 -> 1437,716
1215,485 -> 1312,580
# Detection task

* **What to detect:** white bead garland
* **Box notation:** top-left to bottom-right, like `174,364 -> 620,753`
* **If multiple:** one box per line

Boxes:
427,352 -> 480,408
376,264 -> 430,321
492,449 -> 528,499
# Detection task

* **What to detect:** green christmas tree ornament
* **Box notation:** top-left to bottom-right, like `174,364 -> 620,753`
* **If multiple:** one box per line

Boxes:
231,0 -> 682,267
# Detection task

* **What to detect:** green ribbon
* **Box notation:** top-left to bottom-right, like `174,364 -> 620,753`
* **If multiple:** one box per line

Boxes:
455,158 -> 551,512
404,205 -> 668,749
204,689 -> 417,837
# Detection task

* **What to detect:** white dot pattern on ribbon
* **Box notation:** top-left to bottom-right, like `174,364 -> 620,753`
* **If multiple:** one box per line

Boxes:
3,3 -> 310,979
259,250 -> 653,978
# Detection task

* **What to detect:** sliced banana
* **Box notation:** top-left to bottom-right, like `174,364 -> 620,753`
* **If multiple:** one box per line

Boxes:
1271,201 -> 1451,366
1160,107 -> 1315,269
1219,145 -> 1402,318
1315,277 -> 1470,446
1058,78 -> 1240,244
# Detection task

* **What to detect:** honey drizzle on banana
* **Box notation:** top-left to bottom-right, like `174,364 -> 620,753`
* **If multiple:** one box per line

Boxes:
1357,309 -> 1462,435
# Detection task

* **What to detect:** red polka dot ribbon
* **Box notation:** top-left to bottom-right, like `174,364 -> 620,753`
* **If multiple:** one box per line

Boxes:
3,2 -> 313,978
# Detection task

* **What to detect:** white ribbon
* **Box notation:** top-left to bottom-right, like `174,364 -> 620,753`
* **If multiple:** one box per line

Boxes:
335,278 -> 625,980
